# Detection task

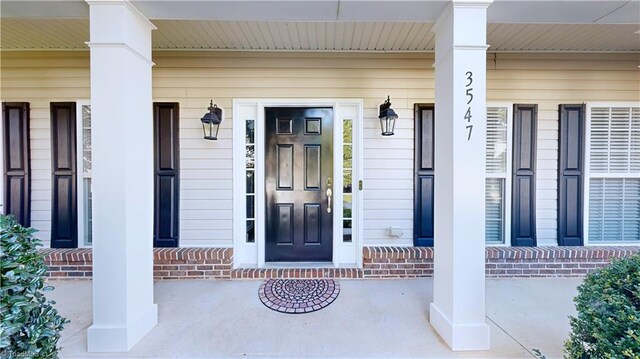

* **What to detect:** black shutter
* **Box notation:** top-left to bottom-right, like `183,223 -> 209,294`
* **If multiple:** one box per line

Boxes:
414,104 -> 435,246
558,104 -> 585,246
512,104 -> 537,246
154,103 -> 180,247
50,103 -> 78,248
2,102 -> 31,227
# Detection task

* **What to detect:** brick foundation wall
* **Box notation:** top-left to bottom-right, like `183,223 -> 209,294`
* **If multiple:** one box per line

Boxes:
363,247 -> 434,278
42,246 -> 639,280
363,246 -> 640,278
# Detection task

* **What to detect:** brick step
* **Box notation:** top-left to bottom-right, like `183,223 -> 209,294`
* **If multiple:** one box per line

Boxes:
231,268 -> 363,280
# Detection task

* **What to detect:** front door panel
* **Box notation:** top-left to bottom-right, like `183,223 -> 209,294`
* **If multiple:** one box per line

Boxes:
265,107 -> 333,262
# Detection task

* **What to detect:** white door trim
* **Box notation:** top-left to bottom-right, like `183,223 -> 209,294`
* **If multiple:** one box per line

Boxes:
232,99 -> 364,268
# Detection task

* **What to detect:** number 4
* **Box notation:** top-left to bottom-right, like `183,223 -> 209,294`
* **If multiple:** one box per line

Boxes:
464,108 -> 472,122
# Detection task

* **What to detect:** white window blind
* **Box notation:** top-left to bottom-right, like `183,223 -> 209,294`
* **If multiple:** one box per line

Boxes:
588,106 -> 640,243
486,107 -> 508,244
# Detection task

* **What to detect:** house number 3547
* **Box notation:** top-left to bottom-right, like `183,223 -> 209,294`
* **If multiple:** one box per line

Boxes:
464,71 -> 473,141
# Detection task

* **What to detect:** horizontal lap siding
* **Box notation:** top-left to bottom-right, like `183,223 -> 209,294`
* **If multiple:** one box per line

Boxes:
1,51 -> 638,248
488,53 -> 640,246
152,52 -> 434,246
1,52 -> 90,246
153,52 -> 433,246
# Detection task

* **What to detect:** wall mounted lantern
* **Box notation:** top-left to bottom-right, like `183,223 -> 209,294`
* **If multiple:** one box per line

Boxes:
379,96 -> 398,136
201,99 -> 222,140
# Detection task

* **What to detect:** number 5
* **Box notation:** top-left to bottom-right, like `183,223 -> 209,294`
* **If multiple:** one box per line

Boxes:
466,88 -> 473,104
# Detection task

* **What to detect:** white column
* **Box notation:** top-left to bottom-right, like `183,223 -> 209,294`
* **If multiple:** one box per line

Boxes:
430,0 -> 492,351
86,0 -> 157,352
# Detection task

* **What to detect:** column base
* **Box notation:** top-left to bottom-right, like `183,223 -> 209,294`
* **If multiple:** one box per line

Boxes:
429,303 -> 490,351
87,304 -> 158,352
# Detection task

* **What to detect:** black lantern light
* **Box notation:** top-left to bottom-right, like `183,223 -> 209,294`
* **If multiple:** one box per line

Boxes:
201,99 -> 222,140
379,95 -> 398,136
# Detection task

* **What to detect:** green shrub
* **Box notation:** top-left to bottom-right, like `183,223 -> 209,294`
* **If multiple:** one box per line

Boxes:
0,215 -> 69,359
565,253 -> 640,359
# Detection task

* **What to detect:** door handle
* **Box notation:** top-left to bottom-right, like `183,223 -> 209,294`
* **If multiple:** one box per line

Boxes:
326,177 -> 333,213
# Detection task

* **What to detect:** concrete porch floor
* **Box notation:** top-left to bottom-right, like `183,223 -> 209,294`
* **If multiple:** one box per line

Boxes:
49,278 -> 581,358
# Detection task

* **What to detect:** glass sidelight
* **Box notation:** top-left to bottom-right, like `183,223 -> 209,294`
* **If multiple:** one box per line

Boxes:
246,119 -> 256,242
343,119 -> 353,242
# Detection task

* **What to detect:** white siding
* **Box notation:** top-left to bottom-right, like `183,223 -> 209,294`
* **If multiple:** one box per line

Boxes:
0,54 -> 90,246
1,51 -> 638,247
487,53 -> 639,246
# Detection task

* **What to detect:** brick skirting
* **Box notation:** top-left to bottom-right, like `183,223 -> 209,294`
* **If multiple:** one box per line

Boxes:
42,246 -> 639,280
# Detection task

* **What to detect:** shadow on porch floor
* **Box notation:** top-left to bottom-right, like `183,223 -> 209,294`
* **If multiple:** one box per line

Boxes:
49,278 -> 581,358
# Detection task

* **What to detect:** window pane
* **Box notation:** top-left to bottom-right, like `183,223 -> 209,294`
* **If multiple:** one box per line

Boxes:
485,178 -> 504,244
343,194 -> 352,219
343,119 -> 352,144
246,195 -> 255,219
82,105 -> 92,173
246,170 -> 255,194
246,120 -> 255,144
589,178 -> 640,242
343,170 -> 352,193
82,105 -> 91,128
486,107 -> 507,174
590,107 -> 640,174
343,145 -> 352,169
84,178 -> 93,245
246,145 -> 255,168
343,220 -> 352,242
83,150 -> 92,173
246,220 -> 255,243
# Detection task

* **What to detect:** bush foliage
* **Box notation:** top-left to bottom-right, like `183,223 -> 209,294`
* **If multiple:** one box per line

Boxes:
565,254 -> 640,358
0,215 -> 68,359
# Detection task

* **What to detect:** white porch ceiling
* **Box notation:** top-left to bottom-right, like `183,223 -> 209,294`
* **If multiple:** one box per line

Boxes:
1,19 -> 639,52
2,0 -> 639,24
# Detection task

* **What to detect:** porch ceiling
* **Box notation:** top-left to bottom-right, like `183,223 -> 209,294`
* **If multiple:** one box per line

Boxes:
1,19 -> 638,52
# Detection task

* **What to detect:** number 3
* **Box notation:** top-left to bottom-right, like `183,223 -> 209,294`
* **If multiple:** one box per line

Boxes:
465,71 -> 473,87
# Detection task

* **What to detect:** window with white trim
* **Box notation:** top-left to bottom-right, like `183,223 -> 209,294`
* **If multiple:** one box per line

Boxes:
80,104 -> 93,246
588,106 -> 640,243
486,107 -> 510,244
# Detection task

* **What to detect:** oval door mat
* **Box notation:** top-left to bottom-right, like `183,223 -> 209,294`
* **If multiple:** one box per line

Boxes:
258,279 -> 340,314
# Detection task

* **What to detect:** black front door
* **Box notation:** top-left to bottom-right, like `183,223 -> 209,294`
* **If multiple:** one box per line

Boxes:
265,107 -> 333,262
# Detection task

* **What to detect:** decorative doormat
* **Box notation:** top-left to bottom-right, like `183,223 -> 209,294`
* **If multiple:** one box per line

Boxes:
258,279 -> 340,314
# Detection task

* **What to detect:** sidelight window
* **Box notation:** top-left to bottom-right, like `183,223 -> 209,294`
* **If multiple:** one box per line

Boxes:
77,103 -> 93,246
246,119 -> 256,243
343,119 -> 353,242
485,107 -> 510,244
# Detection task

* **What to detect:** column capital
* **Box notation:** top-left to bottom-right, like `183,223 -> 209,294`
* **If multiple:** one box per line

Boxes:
452,0 -> 494,8
433,0 -> 492,52
86,0 -> 156,31
87,0 -> 155,63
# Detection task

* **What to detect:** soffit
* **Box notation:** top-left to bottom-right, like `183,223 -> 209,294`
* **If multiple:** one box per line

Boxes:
1,19 -> 638,52
1,1 -> 638,24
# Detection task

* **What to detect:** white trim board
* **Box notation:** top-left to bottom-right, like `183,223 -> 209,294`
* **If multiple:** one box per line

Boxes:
232,99 -> 364,268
